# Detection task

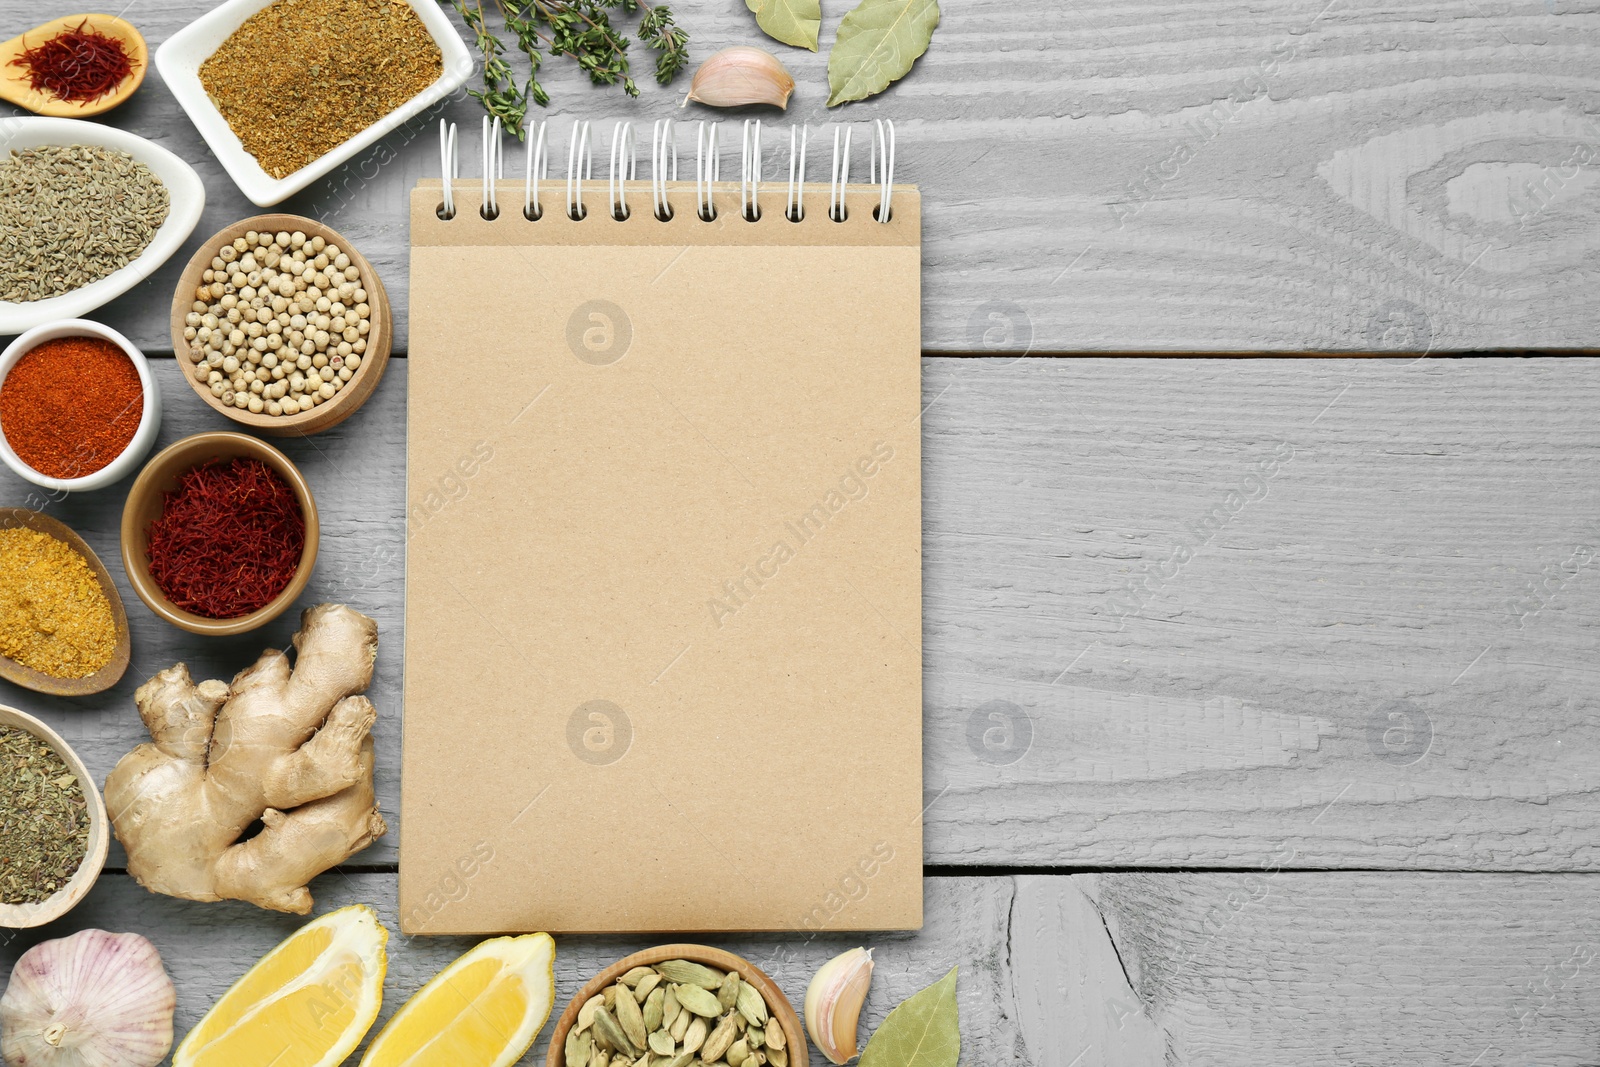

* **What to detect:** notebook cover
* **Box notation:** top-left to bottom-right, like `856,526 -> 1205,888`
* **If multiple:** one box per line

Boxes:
401,180 -> 922,934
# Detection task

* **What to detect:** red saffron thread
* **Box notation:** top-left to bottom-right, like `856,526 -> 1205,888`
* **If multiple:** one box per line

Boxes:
146,458 -> 306,620
9,21 -> 137,104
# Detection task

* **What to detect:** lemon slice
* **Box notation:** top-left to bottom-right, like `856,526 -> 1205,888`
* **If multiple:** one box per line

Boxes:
175,904 -> 388,1067
359,932 -> 556,1067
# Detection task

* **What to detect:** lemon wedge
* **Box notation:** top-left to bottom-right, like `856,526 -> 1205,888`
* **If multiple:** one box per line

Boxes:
360,933 -> 556,1067
175,903 -> 388,1067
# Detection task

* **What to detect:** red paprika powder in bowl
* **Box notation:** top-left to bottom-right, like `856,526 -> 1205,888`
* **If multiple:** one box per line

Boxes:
0,319 -> 161,492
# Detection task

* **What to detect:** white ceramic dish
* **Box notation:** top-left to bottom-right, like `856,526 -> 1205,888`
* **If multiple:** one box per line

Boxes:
155,0 -> 473,207
0,118 -> 205,336
0,319 -> 162,492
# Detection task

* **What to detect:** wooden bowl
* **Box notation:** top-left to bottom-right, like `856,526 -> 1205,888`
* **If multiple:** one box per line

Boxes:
545,944 -> 808,1067
169,213 -> 392,437
119,432 -> 319,636
0,703 -> 110,928
0,509 -> 129,696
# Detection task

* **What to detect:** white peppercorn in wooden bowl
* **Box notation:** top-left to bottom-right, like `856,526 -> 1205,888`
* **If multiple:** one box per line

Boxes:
168,213 -> 392,437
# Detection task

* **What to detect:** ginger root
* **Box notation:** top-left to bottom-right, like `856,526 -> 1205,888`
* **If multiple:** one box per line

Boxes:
105,604 -> 386,914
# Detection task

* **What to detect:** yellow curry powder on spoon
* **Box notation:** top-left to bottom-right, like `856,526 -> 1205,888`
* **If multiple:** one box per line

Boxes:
0,528 -> 116,679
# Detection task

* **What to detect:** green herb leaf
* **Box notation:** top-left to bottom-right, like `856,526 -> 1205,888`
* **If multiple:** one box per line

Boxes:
825,0 -> 939,107
745,0 -> 821,51
858,966 -> 959,1067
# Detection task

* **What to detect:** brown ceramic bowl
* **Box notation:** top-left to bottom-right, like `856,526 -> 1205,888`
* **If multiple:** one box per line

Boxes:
0,703 -> 110,928
119,432 -> 318,636
545,945 -> 808,1067
169,213 -> 392,437
0,509 -> 130,696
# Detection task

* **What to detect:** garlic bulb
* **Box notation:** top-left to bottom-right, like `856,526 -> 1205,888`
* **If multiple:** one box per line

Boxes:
683,46 -> 796,109
804,946 -> 874,1064
0,930 -> 175,1067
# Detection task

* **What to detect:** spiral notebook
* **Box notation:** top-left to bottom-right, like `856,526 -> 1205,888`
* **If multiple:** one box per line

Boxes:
401,121 -> 923,934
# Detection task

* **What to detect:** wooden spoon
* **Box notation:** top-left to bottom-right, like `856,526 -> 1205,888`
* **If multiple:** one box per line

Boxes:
0,13 -> 147,118
0,509 -> 130,697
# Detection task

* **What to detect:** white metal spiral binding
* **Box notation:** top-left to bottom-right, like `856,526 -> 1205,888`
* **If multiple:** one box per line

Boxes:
443,119 -> 893,226
652,119 -> 677,220
829,125 -> 853,222
438,119 -> 459,219
608,121 -> 637,220
740,120 -> 762,221
481,115 -> 503,219
523,120 -> 548,220
786,125 -> 808,222
696,121 -> 720,220
567,120 -> 592,220
870,119 -> 896,223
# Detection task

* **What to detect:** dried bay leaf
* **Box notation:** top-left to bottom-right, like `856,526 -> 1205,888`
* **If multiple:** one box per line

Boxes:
826,0 -> 940,107
858,966 -> 959,1067
746,0 -> 822,50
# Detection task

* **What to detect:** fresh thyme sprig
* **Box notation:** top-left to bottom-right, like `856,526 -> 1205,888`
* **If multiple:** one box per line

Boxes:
447,0 -> 691,135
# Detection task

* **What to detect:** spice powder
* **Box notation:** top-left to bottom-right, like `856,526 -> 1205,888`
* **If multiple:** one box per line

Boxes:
0,528 -> 118,680
199,0 -> 444,179
0,336 -> 144,480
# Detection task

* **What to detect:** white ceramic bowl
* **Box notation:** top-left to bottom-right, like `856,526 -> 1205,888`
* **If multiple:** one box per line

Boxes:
0,320 -> 162,493
0,119 -> 205,336
155,0 -> 473,207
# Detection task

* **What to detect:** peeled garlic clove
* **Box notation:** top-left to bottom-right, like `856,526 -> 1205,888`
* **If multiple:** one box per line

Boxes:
804,946 -> 874,1064
684,46 -> 796,109
0,929 -> 176,1067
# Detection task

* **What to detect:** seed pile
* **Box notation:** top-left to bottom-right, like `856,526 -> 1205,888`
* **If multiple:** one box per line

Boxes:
0,725 -> 90,904
0,145 -> 169,304
183,228 -> 370,417
0,528 -> 118,680
565,959 -> 790,1067
199,0 -> 443,179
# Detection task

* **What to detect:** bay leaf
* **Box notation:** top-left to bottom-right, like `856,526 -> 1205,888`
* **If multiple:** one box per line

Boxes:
857,966 -> 959,1067
746,0 -> 822,51
826,0 -> 940,107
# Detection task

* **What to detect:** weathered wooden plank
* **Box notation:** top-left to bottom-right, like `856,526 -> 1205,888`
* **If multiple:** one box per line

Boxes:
0,873 -> 1023,1067
3,357 -> 1596,872
921,357 -> 1600,869
9,0 -> 1597,351
1083,872 -> 1600,1066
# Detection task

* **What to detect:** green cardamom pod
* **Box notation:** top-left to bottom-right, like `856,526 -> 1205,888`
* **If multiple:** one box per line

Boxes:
578,994 -> 606,1033
662,985 -> 682,1030
763,1018 -> 783,1050
615,981 -> 648,1049
727,1037 -> 751,1067
660,1054 -> 695,1067
670,1003 -> 692,1041
566,1025 -> 593,1067
702,1013 -> 740,1062
643,985 -> 666,1032
718,971 -> 741,1012
673,982 -> 724,1018
593,1004 -> 640,1058
635,972 -> 664,1002
648,1030 -> 677,1056
620,965 -> 657,986
587,1045 -> 612,1067
767,1041 -> 788,1067
682,1015 -> 709,1054
735,983 -> 769,1028
655,959 -> 726,988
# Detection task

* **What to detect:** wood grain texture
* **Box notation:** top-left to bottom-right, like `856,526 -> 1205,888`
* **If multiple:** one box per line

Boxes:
3,872 -> 1597,1066
3,357 -> 1594,874
1085,872 -> 1600,1066
4,0 -> 1596,351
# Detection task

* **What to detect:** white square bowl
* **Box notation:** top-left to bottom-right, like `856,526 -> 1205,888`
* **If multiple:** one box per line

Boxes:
155,0 -> 473,206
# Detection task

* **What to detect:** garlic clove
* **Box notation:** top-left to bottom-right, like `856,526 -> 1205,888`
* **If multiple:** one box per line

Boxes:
803,946 -> 874,1064
0,929 -> 175,1067
683,46 -> 796,110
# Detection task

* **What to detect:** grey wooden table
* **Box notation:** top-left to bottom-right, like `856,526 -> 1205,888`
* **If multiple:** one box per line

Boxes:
2,1 -> 1599,1064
